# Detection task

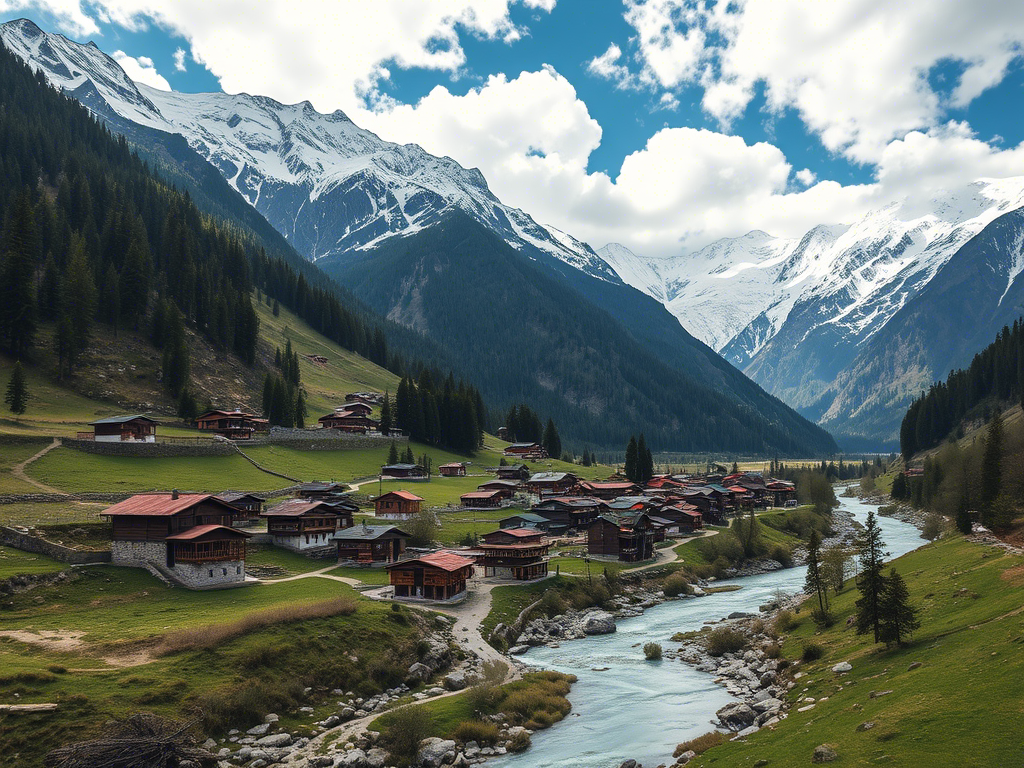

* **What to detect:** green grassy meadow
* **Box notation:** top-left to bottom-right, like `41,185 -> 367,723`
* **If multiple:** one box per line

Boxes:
0,546 -> 67,579
691,535 -> 1024,768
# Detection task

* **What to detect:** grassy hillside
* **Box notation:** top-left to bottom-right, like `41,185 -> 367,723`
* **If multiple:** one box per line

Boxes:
692,534 -> 1024,768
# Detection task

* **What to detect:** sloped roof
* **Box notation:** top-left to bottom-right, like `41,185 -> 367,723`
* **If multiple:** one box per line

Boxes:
501,512 -> 548,523
102,493 -> 223,517
387,551 -> 475,572
440,463 -> 466,469
461,490 -> 502,499
528,472 -> 574,483
377,490 -> 424,502
89,414 -> 158,425
166,524 -> 250,541
334,524 -> 409,541
262,499 -> 337,517
216,491 -> 266,504
492,527 -> 543,538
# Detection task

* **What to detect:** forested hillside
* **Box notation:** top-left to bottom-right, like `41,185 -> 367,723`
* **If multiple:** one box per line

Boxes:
900,318 -> 1024,458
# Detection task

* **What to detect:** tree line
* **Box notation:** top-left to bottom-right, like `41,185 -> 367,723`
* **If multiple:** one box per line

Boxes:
394,372 -> 486,454
900,317 -> 1024,459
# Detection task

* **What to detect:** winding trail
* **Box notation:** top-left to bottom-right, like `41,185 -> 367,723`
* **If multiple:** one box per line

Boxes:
10,438 -> 68,495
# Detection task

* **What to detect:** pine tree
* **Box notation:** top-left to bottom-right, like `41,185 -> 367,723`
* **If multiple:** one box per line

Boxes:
624,435 -> 639,482
805,529 -> 830,622
955,492 -> 972,535
979,411 -> 1003,526
294,388 -> 307,428
636,433 -> 653,483
854,510 -> 889,643
4,360 -> 28,414
878,568 -> 920,646
380,391 -> 393,435
0,190 -> 39,358
582,448 -> 592,467
177,388 -> 198,420
161,305 -> 190,398
388,440 -> 399,465
55,236 -> 97,378
543,418 -> 561,460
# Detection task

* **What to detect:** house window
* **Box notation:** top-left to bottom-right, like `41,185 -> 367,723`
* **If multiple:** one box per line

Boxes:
208,569 -> 213,577
236,566 -> 241,574
222,568 -> 227,576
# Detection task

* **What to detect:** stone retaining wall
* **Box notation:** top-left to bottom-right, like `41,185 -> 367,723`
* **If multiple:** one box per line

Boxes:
61,438 -> 235,457
0,526 -> 111,564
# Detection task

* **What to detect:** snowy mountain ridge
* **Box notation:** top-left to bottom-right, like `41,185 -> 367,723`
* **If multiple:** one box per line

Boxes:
0,18 -> 616,280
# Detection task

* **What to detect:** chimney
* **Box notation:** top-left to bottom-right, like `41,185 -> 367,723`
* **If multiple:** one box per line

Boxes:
171,489 -> 179,500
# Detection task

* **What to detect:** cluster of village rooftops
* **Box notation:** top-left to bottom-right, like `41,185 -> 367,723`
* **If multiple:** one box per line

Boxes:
98,454 -> 796,599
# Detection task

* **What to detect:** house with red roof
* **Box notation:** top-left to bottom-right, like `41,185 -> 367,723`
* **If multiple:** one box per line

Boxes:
101,492 -> 250,589
374,490 -> 424,519
386,551 -> 475,600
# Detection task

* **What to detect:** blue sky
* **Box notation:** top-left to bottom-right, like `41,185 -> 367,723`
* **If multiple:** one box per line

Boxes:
5,0 -> 1024,256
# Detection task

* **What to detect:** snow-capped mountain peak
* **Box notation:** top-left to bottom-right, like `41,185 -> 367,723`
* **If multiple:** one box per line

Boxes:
0,18 -> 612,279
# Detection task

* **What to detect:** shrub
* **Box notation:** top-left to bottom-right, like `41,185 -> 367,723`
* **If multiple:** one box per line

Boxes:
452,720 -> 499,745
773,609 -> 800,633
507,730 -> 531,752
644,642 -> 663,660
802,642 -> 825,662
540,589 -> 567,617
769,545 -> 793,567
705,627 -> 748,657
662,573 -> 691,597
0,671 -> 58,685
47,665 -> 67,674
764,641 -> 782,659
157,598 -> 356,655
674,730 -> 725,757
195,678 -> 303,733
922,512 -> 945,541
811,607 -> 836,629
379,705 -> 432,766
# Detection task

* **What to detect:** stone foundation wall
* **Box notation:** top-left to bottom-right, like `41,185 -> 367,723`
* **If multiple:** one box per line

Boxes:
172,560 -> 245,588
111,539 -> 166,565
0,526 -> 111,564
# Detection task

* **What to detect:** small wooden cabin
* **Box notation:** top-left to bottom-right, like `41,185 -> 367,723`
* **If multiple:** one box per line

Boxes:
296,482 -> 350,500
375,490 -> 423,519
381,463 -> 428,479
318,407 -> 379,433
214,491 -> 266,521
578,480 -> 641,500
496,464 -> 530,482
261,499 -> 347,551
531,497 -> 601,532
503,442 -> 548,459
439,462 -> 467,477
87,415 -> 158,443
587,512 -> 655,562
478,479 -> 522,494
196,410 -> 261,439
387,551 -> 474,600
499,512 -> 554,532
102,493 -> 250,588
478,528 -> 549,580
460,489 -> 510,508
526,472 -> 579,496
335,523 -> 409,564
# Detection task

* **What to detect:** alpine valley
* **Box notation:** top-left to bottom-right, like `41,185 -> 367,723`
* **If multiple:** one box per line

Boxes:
0,17 -> 837,456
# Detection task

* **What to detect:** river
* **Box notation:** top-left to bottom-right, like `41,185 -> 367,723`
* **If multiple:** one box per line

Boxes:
491,495 -> 924,768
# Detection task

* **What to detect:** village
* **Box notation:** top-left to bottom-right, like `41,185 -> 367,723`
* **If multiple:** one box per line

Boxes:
69,397 -> 798,598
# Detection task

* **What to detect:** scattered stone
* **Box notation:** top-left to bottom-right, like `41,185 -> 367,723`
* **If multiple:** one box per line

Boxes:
246,724 -> 271,737
417,737 -> 457,768
264,713 -> 280,724
582,611 -> 616,635
255,733 -> 292,748
619,760 -> 638,768
716,702 -> 757,730
831,662 -> 852,673
856,721 -> 876,732
907,662 -> 922,671
812,744 -> 838,763
869,690 -> 893,699
407,662 -> 433,683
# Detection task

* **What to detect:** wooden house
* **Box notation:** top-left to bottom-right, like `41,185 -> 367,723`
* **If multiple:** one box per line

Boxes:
318,407 -> 379,433
496,426 -> 509,441
87,415 -> 158,443
659,504 -> 704,533
102,493 -> 250,588
346,393 -> 381,406
261,499 -> 348,551
381,463 -> 428,479
587,511 -> 655,562
531,496 -> 601,532
499,512 -> 553,532
478,528 -> 549,580
335,523 -> 409,564
526,472 -> 579,496
496,464 -> 531,482
460,489 -> 509,508
503,442 -> 548,459
765,480 -> 797,507
375,490 -> 423,519
578,480 -> 641,500
387,551 -> 474,600
296,481 -> 350,500
214,491 -> 265,520
477,479 -> 522,494
196,410 -> 261,439
323,496 -> 358,528
439,462 -> 467,477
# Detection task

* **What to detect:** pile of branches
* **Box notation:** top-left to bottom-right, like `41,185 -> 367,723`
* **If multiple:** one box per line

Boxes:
44,713 -> 217,768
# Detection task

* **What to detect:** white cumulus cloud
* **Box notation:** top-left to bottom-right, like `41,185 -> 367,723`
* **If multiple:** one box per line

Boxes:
111,49 -> 170,90
172,46 -> 186,71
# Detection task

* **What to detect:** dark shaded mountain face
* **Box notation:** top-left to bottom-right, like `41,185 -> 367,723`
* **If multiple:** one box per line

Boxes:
2,17 -> 837,455
321,213 -> 838,454
817,207 -> 1024,449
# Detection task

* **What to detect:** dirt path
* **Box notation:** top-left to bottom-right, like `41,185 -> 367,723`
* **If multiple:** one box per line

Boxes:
623,528 -> 719,574
0,629 -> 152,668
256,565 -> 363,587
10,439 -> 68,495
